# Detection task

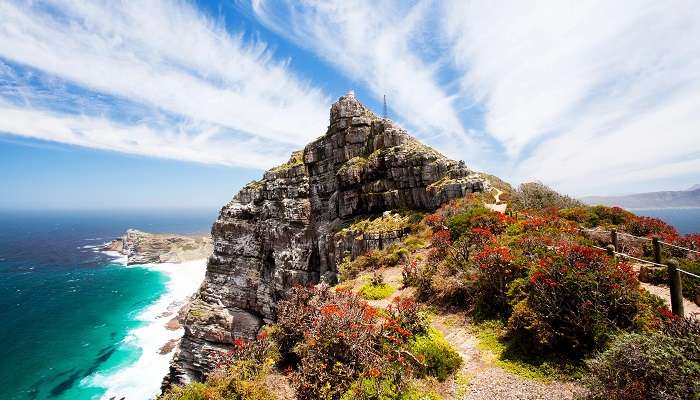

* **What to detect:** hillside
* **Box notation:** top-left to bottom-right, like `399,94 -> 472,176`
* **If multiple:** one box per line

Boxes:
160,94 -> 700,400
581,187 -> 700,208
164,92 -> 487,388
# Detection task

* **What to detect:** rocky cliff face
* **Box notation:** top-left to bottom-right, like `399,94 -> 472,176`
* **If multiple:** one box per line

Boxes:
165,93 -> 486,386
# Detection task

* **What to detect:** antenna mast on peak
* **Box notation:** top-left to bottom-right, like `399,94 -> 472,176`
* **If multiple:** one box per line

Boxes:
383,95 -> 388,119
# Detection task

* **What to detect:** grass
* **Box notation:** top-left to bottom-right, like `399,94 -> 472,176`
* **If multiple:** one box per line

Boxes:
268,150 -> 303,173
455,371 -> 474,397
360,281 -> 395,300
470,320 -> 583,383
338,213 -> 411,237
409,328 -> 463,381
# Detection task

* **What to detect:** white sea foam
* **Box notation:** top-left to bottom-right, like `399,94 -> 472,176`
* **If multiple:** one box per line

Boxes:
84,259 -> 207,399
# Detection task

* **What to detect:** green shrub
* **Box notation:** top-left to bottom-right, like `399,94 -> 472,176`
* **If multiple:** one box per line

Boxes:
445,206 -> 490,238
591,206 -> 635,226
341,374 -> 444,400
585,332 -> 700,400
338,243 -> 411,282
360,282 -> 395,300
409,328 -> 462,381
159,359 -> 278,400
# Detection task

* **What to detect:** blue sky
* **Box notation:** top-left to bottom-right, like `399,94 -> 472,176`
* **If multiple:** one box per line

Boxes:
1,1 -> 699,210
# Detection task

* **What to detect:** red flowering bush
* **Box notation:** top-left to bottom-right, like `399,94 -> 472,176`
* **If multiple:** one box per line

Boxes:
423,213 -> 445,228
506,244 -> 657,357
471,244 -> 524,316
428,229 -> 452,261
623,216 -> 678,240
670,234 -> 700,259
275,286 -> 436,399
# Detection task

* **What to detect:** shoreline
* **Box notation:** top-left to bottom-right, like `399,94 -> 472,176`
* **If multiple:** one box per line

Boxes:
83,255 -> 206,399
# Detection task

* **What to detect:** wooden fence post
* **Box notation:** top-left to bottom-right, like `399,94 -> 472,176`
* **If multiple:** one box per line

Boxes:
611,229 -> 619,252
667,259 -> 684,317
652,237 -> 662,265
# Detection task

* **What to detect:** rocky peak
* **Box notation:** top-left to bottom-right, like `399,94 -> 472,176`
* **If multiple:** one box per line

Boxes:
164,94 -> 487,388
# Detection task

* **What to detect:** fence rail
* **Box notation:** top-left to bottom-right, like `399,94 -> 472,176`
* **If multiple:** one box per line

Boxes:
585,228 -> 699,317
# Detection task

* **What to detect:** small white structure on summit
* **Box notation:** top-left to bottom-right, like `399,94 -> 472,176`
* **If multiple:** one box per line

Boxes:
346,89 -> 355,97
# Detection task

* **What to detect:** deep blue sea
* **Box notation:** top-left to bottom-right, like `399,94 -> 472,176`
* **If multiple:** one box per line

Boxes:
0,210 -> 216,400
634,208 -> 700,235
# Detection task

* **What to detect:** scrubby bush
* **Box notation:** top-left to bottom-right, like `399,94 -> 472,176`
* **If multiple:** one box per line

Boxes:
558,207 -> 596,226
506,244 -> 660,357
510,182 -> 583,212
409,328 -> 462,381
445,206 -> 491,238
160,332 -> 280,400
338,244 -> 411,282
274,287 -> 439,400
623,216 -> 678,240
585,330 -> 700,400
591,206 -> 635,226
558,205 -> 634,228
472,244 -> 524,317
670,233 -> 700,259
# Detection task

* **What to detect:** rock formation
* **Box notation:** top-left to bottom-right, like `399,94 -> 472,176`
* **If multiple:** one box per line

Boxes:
103,229 -> 213,265
165,93 -> 486,386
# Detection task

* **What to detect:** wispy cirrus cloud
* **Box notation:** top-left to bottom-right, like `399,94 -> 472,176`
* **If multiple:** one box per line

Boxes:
250,0 -> 470,143
0,0 -> 330,167
442,0 -> 700,194
0,104 -> 292,169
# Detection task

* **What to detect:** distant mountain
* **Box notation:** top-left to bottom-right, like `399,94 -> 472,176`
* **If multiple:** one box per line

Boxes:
581,187 -> 700,209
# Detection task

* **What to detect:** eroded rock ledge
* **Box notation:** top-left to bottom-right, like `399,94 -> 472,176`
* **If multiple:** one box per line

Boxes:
103,229 -> 213,265
164,93 -> 487,387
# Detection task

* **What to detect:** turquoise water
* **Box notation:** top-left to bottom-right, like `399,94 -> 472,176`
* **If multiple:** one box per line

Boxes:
0,210 -> 215,399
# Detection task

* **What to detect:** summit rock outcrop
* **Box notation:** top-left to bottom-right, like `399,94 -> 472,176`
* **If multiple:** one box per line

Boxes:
165,93 -> 487,386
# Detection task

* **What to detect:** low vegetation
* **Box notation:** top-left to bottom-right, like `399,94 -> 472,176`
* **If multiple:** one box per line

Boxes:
164,184 -> 700,400
510,182 -> 583,212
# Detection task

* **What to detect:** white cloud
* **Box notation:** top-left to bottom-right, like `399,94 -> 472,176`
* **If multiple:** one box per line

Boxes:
250,0 -> 471,143
0,0 -> 329,165
442,0 -> 700,194
0,104 -> 292,169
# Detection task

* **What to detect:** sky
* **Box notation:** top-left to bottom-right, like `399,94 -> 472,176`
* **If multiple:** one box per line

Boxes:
1,0 -> 699,210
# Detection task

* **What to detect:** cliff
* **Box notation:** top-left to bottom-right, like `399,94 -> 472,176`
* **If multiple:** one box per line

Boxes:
164,93 -> 487,386
103,229 -> 213,265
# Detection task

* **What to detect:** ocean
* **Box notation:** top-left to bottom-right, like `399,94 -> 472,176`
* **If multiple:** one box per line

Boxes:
0,210 -> 216,400
633,208 -> 700,235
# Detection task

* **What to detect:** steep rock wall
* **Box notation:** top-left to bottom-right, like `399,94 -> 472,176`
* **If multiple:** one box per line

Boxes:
165,93 -> 486,386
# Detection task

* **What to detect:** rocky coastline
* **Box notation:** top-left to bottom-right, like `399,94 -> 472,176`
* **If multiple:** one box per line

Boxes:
103,229 -> 213,265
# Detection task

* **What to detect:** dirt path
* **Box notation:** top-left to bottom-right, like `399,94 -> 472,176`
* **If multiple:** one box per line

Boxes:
640,281 -> 700,317
358,268 -> 584,399
632,263 -> 700,318
485,188 -> 507,213
431,314 -> 584,400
